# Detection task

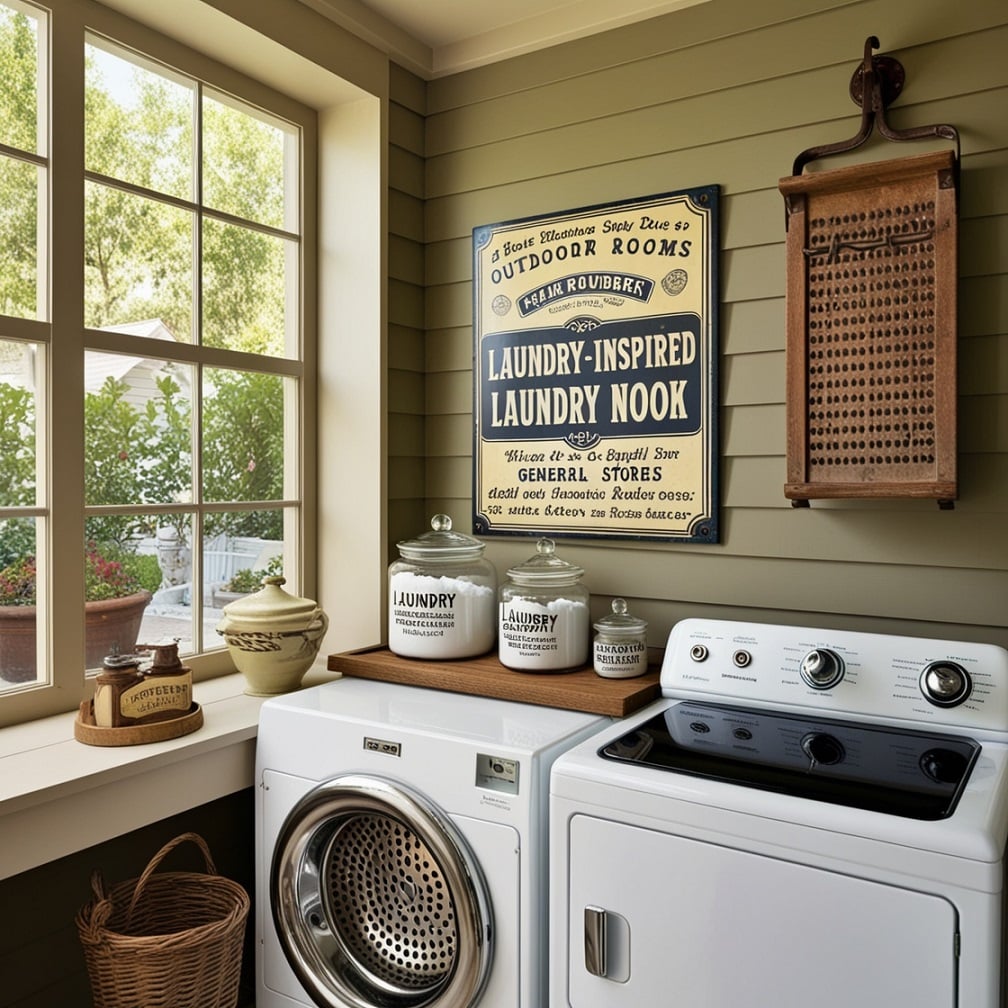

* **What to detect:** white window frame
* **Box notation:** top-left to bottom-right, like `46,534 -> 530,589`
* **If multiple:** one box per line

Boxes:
0,0 -> 335,726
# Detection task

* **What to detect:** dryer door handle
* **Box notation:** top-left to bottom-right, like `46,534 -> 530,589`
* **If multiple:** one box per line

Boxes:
584,906 -> 608,977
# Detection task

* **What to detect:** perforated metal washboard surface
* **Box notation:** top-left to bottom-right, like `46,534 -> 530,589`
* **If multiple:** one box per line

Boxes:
779,149 -> 957,504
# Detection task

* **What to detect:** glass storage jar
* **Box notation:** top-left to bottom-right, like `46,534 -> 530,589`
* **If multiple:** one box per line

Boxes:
388,514 -> 497,659
498,538 -> 590,672
593,598 -> 649,678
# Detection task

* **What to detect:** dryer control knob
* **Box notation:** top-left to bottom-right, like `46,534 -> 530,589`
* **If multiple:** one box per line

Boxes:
919,661 -> 972,707
799,648 -> 844,690
919,747 -> 969,785
800,732 -> 845,767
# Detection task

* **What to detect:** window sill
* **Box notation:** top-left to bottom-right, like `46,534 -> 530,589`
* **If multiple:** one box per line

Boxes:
0,667 -> 335,880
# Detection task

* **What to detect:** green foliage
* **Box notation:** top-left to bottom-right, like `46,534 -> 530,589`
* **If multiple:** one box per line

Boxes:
82,541 -> 156,601
204,371 -> 284,540
0,555 -> 35,605
0,381 -> 34,505
224,554 -> 283,593
0,520 -> 34,569
0,8 -> 41,318
0,542 -> 157,606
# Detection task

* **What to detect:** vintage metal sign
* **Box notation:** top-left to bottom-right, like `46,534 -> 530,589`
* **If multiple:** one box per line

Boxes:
473,187 -> 719,542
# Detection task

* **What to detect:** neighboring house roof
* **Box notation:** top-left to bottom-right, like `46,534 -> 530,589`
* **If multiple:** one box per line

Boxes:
86,320 -> 190,406
0,319 -> 191,412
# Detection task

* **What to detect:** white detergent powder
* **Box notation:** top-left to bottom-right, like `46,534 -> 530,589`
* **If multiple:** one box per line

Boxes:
389,571 -> 496,658
498,596 -> 589,671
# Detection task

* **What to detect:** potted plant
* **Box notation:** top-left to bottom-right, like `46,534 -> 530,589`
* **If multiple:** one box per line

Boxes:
0,541 -> 159,684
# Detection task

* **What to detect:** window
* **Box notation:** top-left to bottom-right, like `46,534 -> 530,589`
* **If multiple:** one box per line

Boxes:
0,0 -> 316,724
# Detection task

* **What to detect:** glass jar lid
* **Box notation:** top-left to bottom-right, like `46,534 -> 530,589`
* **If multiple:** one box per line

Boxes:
506,537 -> 584,585
594,597 -> 647,636
396,514 -> 487,561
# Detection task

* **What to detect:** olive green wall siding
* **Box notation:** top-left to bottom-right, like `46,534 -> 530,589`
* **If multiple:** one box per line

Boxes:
388,63 -> 430,549
420,0 -> 1008,648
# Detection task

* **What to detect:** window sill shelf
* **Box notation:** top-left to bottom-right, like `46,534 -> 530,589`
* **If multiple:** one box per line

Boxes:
0,667 -> 333,880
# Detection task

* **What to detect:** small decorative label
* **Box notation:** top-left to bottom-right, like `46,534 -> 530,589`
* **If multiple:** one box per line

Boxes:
594,639 -> 648,678
119,671 -> 192,720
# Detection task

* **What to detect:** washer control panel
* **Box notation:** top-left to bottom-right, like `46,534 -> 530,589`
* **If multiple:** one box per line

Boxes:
475,753 -> 520,794
662,618 -> 1008,735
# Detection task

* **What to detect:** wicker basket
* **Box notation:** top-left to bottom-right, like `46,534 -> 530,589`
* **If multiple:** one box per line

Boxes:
76,832 -> 250,1008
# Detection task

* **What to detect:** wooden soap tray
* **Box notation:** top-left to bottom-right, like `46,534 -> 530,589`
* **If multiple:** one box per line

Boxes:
74,700 -> 204,747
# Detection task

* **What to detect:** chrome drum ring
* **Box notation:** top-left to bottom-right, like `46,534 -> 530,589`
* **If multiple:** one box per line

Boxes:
271,774 -> 493,1008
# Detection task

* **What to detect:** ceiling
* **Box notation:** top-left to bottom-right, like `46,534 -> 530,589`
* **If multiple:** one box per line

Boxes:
296,0 -> 709,78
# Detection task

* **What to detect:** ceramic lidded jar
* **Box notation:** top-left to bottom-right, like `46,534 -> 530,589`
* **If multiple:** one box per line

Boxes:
216,576 -> 328,696
388,514 -> 497,659
593,598 -> 649,679
498,538 -> 590,672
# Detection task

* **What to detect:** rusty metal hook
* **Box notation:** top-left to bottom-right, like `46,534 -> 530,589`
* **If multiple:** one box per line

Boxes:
790,36 -> 960,177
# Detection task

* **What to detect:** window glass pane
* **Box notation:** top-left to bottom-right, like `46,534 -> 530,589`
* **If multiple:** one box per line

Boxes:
0,156 -> 43,321
84,352 -> 193,510
202,368 -> 285,503
202,92 -> 294,231
85,38 -> 194,201
0,341 -> 36,505
205,510 -> 285,617
0,2 -> 41,154
202,218 -> 291,356
84,182 -> 195,340
0,516 -> 39,688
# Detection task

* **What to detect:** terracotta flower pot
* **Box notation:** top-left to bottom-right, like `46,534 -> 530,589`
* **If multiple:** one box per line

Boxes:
0,591 -> 152,683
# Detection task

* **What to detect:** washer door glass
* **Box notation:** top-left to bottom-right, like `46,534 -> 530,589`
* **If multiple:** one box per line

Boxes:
271,774 -> 493,1008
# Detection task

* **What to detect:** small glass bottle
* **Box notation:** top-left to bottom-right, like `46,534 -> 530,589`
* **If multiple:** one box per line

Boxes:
388,514 -> 497,659
92,650 -> 144,728
593,598 -> 649,679
498,538 -> 590,672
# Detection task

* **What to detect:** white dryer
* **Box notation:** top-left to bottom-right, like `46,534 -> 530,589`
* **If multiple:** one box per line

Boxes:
256,676 -> 608,1008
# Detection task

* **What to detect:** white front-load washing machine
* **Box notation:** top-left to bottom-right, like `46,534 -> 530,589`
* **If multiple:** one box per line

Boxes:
256,676 -> 609,1008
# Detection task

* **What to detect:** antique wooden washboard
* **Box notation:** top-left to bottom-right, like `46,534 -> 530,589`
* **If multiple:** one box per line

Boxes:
779,38 -> 960,508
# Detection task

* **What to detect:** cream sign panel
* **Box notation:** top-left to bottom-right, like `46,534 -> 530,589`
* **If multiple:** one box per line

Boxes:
473,187 -> 719,543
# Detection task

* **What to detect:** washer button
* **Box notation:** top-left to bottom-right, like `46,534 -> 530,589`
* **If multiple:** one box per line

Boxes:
732,649 -> 752,668
690,644 -> 709,662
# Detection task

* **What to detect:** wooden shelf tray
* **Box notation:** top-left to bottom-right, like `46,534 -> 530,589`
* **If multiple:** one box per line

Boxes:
327,647 -> 661,718
74,701 -> 204,747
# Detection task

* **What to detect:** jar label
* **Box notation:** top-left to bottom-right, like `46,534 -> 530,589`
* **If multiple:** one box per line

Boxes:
119,671 -> 193,720
499,599 -> 589,670
594,640 -> 648,678
389,571 -> 495,658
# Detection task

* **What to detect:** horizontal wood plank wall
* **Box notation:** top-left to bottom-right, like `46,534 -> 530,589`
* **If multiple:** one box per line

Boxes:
419,0 -> 1008,648
388,63 -> 430,552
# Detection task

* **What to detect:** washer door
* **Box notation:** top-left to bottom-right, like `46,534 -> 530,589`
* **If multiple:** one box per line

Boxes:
271,774 -> 494,1008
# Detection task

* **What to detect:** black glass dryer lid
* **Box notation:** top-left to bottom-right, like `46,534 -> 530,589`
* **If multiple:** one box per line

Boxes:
600,701 -> 980,820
